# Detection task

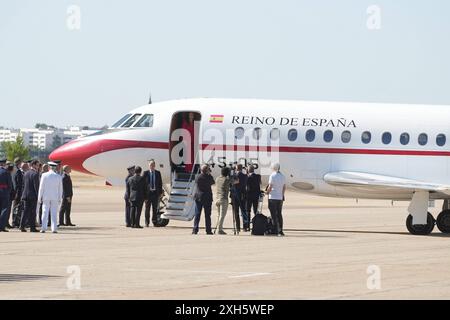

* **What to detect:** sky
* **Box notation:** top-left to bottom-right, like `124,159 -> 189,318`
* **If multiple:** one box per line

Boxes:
1,0 -> 450,128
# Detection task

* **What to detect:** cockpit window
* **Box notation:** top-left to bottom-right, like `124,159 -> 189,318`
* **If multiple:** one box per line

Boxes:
134,114 -> 154,128
121,114 -> 142,128
111,114 -> 131,128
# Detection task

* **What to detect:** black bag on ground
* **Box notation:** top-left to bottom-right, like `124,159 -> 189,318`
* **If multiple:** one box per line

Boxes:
252,214 -> 269,236
12,202 -> 23,227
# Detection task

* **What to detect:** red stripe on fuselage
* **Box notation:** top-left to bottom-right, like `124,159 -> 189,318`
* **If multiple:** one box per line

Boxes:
201,144 -> 450,156
51,138 -> 450,175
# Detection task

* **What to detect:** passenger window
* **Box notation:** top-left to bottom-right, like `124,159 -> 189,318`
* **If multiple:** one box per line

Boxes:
235,127 -> 245,140
270,128 -> 280,140
361,131 -> 371,144
121,114 -> 142,128
112,114 -> 131,128
288,129 -> 298,142
134,114 -> 154,128
382,132 -> 392,145
253,127 -> 262,140
323,130 -> 333,143
436,134 -> 446,147
305,129 -> 315,142
341,131 -> 351,143
418,133 -> 428,146
400,133 -> 410,145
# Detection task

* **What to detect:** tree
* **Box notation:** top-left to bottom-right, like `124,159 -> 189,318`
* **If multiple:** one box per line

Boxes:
35,123 -> 48,130
1,136 -> 29,161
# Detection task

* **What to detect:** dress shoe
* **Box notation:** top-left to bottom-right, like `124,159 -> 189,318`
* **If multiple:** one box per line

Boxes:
6,224 -> 12,229
20,228 -> 27,232
126,224 -> 131,228
0,229 -> 9,232
218,230 -> 227,235
192,231 -> 198,235
206,232 -> 214,235
135,225 -> 143,229
57,224 -> 65,227
145,224 -> 149,228
52,231 -> 58,234
30,229 -> 39,233
279,232 -> 285,237
67,223 -> 76,227
40,230 -> 46,233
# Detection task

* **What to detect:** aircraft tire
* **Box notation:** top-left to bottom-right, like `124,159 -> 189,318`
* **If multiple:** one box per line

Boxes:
153,216 -> 170,227
406,213 -> 435,235
436,210 -> 450,233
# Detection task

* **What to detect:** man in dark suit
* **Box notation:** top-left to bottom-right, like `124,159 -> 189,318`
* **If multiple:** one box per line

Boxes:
20,159 -> 40,232
126,166 -> 148,228
0,159 -> 13,232
192,165 -> 215,235
124,165 -> 135,227
59,165 -> 75,227
10,158 -> 24,228
143,160 -> 163,227
246,165 -> 262,223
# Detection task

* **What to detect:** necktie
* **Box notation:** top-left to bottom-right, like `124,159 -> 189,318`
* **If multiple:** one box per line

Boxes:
151,172 -> 155,190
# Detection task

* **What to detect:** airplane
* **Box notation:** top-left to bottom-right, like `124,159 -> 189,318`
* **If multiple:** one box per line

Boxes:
49,98 -> 450,235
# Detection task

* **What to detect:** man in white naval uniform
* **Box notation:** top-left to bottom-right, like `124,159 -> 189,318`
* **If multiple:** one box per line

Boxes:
38,162 -> 63,233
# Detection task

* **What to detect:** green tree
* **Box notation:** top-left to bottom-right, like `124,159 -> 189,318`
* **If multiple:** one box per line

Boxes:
1,136 -> 29,161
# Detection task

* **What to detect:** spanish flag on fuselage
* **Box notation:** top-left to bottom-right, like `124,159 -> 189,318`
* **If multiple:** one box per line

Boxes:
209,114 -> 224,123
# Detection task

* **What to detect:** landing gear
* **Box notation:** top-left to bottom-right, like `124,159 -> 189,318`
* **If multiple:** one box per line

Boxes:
153,215 -> 170,227
406,212 -> 435,235
153,196 -> 170,228
436,210 -> 450,233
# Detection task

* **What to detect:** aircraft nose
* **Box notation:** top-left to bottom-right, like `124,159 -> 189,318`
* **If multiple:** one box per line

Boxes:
49,139 -> 97,175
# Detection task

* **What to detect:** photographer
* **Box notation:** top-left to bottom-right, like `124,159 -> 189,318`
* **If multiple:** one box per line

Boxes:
214,167 -> 231,235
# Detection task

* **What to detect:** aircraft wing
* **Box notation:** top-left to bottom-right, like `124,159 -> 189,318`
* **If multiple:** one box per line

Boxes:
323,171 -> 450,194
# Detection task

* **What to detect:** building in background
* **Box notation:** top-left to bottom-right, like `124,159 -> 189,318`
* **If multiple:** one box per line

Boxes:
0,126 -> 99,151
0,129 -> 20,143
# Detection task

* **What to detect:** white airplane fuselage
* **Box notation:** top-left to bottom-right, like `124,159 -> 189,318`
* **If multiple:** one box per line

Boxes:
50,98 -> 450,201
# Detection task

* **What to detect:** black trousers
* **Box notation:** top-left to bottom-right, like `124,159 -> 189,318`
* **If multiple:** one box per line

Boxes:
130,200 -> 144,227
20,199 -> 37,230
125,200 -> 131,226
59,197 -> 72,225
193,199 -> 212,234
145,192 -> 159,226
268,199 -> 284,234
232,192 -> 249,230
246,197 -> 259,222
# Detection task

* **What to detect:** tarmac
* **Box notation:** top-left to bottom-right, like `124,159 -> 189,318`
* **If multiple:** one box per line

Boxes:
1,173 -> 450,300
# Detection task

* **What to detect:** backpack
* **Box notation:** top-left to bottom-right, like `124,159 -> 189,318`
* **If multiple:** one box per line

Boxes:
252,214 -> 269,236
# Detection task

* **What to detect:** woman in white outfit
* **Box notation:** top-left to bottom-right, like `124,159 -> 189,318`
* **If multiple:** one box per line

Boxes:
38,162 -> 63,233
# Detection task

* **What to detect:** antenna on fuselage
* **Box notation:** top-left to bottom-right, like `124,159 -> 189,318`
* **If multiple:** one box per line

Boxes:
148,92 -> 152,104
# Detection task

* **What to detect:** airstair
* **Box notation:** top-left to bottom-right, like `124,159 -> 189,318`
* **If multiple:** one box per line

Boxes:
161,166 -> 200,221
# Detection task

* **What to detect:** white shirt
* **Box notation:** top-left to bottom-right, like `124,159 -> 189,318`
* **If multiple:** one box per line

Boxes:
38,170 -> 63,202
268,171 -> 286,200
